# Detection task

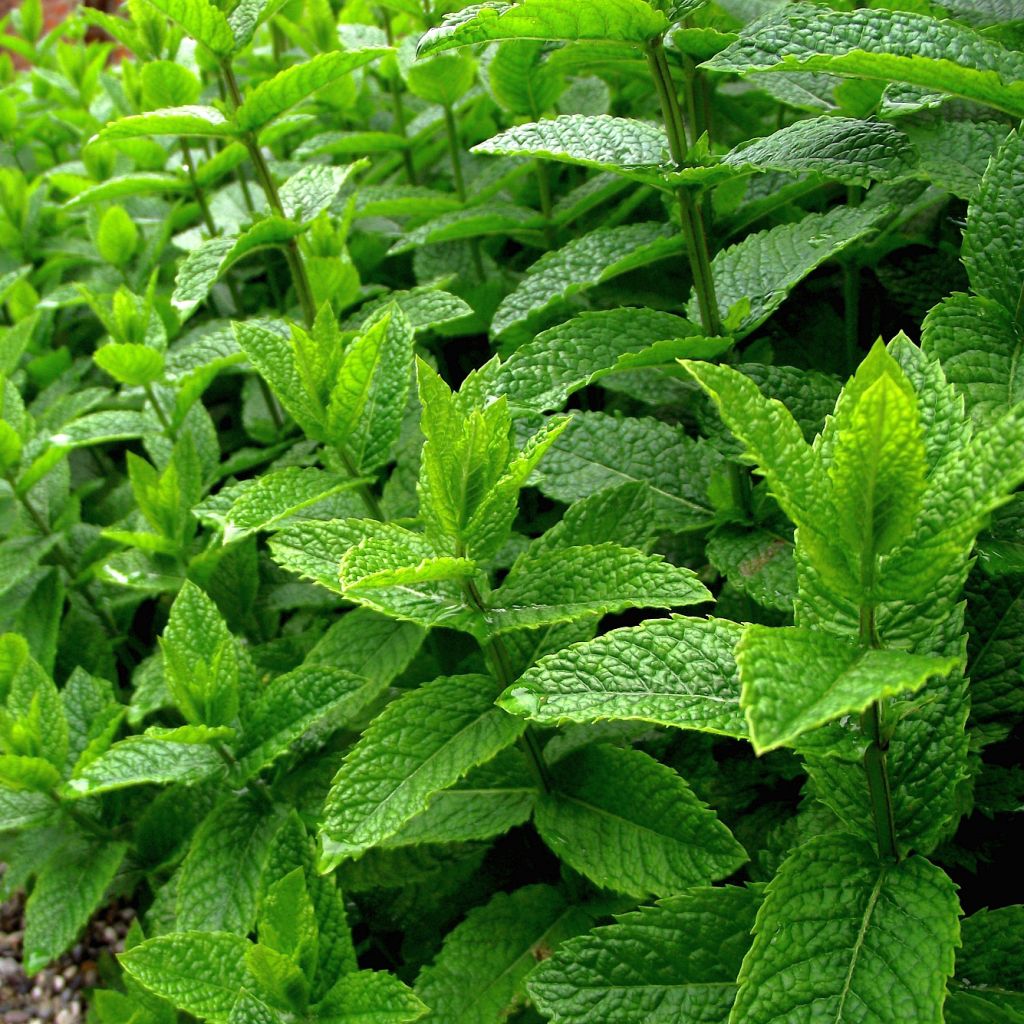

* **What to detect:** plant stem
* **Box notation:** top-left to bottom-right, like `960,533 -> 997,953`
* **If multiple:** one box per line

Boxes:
180,137 -> 218,237
859,605 -> 899,862
221,61 -> 317,326
461,576 -> 553,793
144,382 -> 175,437
336,443 -> 386,521
442,103 -> 467,203
379,6 -> 417,184
843,185 -> 863,375
644,37 -> 723,337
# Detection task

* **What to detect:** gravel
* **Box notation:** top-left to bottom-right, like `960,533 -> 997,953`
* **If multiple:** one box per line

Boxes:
1,890 -> 135,1023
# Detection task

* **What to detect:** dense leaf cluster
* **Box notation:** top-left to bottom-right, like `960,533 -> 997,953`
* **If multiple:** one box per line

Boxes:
1,0 -> 1023,1021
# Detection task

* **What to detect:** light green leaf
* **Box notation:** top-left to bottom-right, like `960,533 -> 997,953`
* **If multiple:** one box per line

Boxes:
120,931 -> 252,1021
23,838 -> 127,974
689,204 -> 885,337
486,543 -> 711,634
173,218 -> 305,320
319,674 -> 524,870
137,0 -> 234,53
0,754 -> 61,792
326,305 -> 415,473
97,105 -> 236,141
279,163 -> 365,223
347,288 -> 472,334
415,885 -> 595,1024
177,795 -> 282,934
500,615 -> 747,737
962,128 -> 1024,316
922,294 -> 1024,422
162,581 -> 239,727
528,885 -> 761,1024
46,410 -> 156,450
63,725 -> 230,796
405,52 -> 477,107
737,625 -> 961,752
529,483 -> 658,556
904,119 -> 1008,199
417,0 -> 669,56
703,4 -> 1024,117
238,665 -> 388,778
707,527 -> 796,613
729,832 -> 959,1024
235,49 -> 390,132
195,467 -> 363,542
94,343 -> 165,387
316,971 -> 427,1024
487,307 -> 726,414
533,411 -> 720,531
305,609 -> 425,687
487,39 -> 565,116
387,204 -> 545,255
723,115 -> 918,186
491,222 -> 683,341
269,519 -> 367,593
536,744 -> 746,897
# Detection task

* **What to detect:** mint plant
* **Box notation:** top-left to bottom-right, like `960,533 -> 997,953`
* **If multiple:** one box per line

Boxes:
2,0 -> 1024,1021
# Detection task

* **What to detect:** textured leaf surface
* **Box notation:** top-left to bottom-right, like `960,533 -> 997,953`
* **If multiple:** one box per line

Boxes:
536,744 -> 746,897
23,839 -> 127,973
415,885 -> 595,1024
235,50 -> 390,131
136,0 -> 234,54
491,223 -> 682,340
707,527 -> 796,613
704,5 -> 1024,116
528,886 -> 761,1024
120,931 -> 251,1021
738,625 -> 961,752
730,833 -> 959,1024
688,205 -> 885,337
489,307 -> 722,413
317,971 -> 427,1024
723,116 -> 917,187
98,105 -> 235,140
319,675 -> 524,869
922,294 -> 1024,422
176,796 -> 282,934
487,543 -> 710,633
962,129 -> 1024,316
501,616 -> 746,737
957,906 -> 1024,1011
418,0 -> 668,56
532,413 -> 719,532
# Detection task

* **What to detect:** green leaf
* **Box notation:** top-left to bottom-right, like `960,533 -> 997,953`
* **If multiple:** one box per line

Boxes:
922,293 -> 1024,422
827,341 -> 928,567
120,931 -> 252,1021
722,115 -> 918,187
176,795 -> 283,934
488,307 -> 726,414
238,665 -> 387,778
737,625 -> 961,752
904,119 -> 1008,199
97,105 -> 236,141
316,971 -> 427,1024
23,838 -> 127,974
957,906 -> 1024,1013
326,305 -> 416,473
486,543 -> 711,634
387,204 -> 545,256
962,128 -> 1024,317
414,885 -> 595,1024
234,49 -> 390,132
528,885 -> 761,1024
730,832 -> 959,1024
536,744 -> 746,897
279,163 -> 365,223
305,609 -> 425,687
195,467 -> 364,542
162,581 -> 239,727
689,204 -> 885,338
136,0 -> 234,54
703,4 -> 1024,117
319,674 -> 524,870
965,574 -> 1024,720
405,52 -> 477,107
268,519 -> 364,593
94,343 -> 165,387
707,527 -> 796,613
95,207 -> 140,267
140,59 -> 202,107
491,222 -> 684,341
531,412 -> 720,532
0,754 -> 61,792
63,725 -> 229,796
418,0 -> 668,56
500,615 -> 747,737
487,39 -> 565,116
233,318 -> 322,438
173,218 -> 305,321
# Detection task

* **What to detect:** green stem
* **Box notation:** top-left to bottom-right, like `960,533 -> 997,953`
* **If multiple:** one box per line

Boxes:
259,376 -> 285,431
336,443 -> 386,521
859,606 -> 899,862
645,37 -> 723,337
222,61 -> 317,326
379,6 -> 417,185
843,185 -> 863,375
442,103 -> 467,203
461,576 -> 553,793
144,382 -> 175,437
180,137 -> 218,237
534,161 -> 555,248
